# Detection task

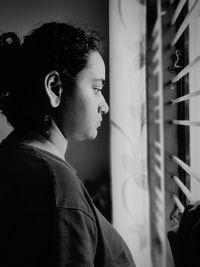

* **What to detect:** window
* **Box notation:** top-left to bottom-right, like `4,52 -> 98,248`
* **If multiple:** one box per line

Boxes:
146,0 -> 200,266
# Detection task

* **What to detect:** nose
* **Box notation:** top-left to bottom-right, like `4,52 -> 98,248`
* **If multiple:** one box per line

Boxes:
98,95 -> 109,115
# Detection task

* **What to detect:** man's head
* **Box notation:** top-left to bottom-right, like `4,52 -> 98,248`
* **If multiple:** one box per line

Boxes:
0,21 -> 108,139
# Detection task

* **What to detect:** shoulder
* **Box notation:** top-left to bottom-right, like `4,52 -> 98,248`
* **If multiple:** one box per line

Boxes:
0,140 -> 50,180
0,140 -> 56,211
34,148 -> 96,219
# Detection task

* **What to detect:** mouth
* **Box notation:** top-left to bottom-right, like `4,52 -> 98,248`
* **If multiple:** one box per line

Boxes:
98,120 -> 102,127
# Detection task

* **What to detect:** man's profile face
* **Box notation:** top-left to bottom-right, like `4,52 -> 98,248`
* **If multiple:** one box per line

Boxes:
59,51 -> 109,141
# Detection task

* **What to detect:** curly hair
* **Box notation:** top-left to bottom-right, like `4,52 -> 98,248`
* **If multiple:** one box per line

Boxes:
0,22 -> 103,138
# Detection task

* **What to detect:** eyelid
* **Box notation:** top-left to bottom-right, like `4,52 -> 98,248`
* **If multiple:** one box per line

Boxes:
94,84 -> 104,90
94,87 -> 102,94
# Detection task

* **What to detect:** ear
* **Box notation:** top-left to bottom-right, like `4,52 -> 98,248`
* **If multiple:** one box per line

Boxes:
44,71 -> 63,108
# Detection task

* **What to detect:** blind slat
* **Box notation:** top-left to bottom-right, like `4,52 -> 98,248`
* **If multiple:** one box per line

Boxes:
154,165 -> 162,177
171,55 -> 200,83
173,195 -> 184,213
173,175 -> 194,202
171,0 -> 199,46
152,51 -> 159,63
171,90 -> 200,104
172,120 -> 200,127
153,106 -> 160,111
153,65 -> 160,76
171,0 -> 187,25
153,90 -> 160,98
155,153 -> 161,163
172,155 -> 200,183
152,18 -> 159,37
154,141 -> 161,150
153,119 -> 161,124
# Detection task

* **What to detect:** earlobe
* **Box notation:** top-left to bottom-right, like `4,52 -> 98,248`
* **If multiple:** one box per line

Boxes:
45,71 -> 63,108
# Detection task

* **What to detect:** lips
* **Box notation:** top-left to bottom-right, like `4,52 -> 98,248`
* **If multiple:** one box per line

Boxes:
97,120 -> 102,127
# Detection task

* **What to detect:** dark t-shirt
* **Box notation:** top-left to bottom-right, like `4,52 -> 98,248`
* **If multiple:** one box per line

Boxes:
0,131 -> 136,267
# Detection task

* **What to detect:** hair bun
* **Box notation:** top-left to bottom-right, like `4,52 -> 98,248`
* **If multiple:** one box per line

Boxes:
0,32 -> 21,101
0,32 -> 20,49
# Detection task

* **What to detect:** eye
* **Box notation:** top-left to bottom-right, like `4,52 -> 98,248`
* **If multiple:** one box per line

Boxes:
94,88 -> 102,94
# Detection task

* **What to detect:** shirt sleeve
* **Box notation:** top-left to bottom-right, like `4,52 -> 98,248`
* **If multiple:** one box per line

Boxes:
56,207 -> 97,267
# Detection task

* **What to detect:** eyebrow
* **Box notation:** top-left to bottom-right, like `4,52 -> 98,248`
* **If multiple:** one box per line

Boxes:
93,78 -> 105,86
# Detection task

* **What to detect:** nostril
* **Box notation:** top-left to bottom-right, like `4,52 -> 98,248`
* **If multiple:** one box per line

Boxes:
98,101 -> 109,115
98,107 -> 107,115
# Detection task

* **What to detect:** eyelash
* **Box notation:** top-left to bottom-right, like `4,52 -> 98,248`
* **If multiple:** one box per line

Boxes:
94,88 -> 102,94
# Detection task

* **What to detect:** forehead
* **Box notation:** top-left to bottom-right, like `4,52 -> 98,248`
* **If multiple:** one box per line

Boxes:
85,51 -> 105,80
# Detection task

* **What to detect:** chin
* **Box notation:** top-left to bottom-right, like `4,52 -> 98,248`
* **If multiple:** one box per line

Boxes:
89,134 -> 97,140
73,130 -> 98,141
84,132 -> 98,141
90,129 -> 98,139
84,129 -> 98,140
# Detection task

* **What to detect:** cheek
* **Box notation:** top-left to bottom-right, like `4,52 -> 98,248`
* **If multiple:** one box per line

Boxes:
63,89 -> 99,128
78,94 -> 97,115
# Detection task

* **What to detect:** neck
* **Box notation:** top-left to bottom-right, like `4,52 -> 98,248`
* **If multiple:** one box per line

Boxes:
48,120 -> 68,159
23,121 -> 68,161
